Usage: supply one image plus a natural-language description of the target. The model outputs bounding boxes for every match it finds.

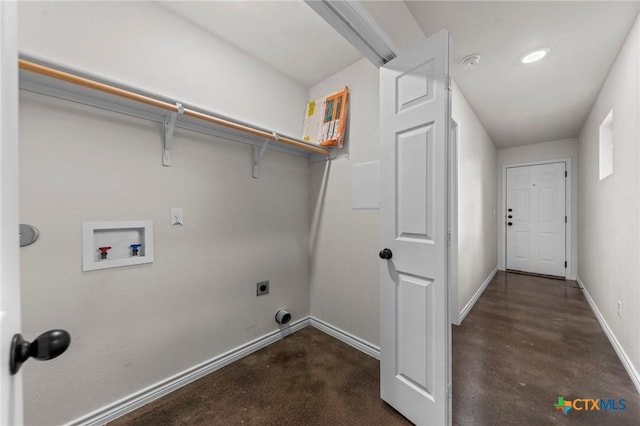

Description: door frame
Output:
[0,1,24,424]
[448,120,458,324]
[500,158,572,280]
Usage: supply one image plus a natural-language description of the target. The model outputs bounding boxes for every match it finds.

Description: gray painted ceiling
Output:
[406,1,640,147]
[162,1,639,148]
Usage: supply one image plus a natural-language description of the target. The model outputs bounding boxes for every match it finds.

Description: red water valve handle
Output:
[98,246,112,260]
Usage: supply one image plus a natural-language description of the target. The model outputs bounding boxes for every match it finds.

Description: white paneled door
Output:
[379,30,451,426]
[506,162,566,277]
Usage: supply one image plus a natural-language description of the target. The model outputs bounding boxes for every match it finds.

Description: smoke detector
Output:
[461,54,481,69]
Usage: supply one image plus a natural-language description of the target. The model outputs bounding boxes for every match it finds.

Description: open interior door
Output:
[0,2,24,424]
[379,29,451,425]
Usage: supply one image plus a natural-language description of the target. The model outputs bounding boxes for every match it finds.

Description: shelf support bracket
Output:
[252,132,275,178]
[162,103,184,166]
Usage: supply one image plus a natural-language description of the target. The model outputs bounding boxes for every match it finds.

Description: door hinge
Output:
[565,216,567,223]
[447,231,451,245]
[565,171,568,178]
[565,261,567,268]
[447,384,452,399]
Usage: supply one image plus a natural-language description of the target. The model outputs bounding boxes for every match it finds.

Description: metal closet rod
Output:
[18,59,330,156]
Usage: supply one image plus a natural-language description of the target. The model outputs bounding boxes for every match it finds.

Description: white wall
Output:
[18,1,307,135]
[577,15,640,386]
[18,2,310,425]
[452,81,498,321]
[497,138,579,278]
[309,58,381,346]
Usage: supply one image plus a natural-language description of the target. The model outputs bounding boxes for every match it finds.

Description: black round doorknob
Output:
[379,248,393,260]
[10,329,71,375]
[508,222,513,226]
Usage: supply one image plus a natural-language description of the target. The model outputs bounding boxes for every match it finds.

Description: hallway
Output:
[453,271,640,425]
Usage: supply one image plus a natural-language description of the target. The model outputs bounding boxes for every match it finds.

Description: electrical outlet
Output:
[256,280,269,296]
[617,301,622,318]
[170,208,184,226]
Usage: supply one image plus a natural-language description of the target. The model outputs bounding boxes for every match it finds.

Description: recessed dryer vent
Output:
[82,221,154,271]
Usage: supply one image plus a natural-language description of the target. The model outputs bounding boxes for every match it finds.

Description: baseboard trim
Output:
[458,266,498,325]
[309,316,380,360]
[578,276,640,394]
[66,317,310,426]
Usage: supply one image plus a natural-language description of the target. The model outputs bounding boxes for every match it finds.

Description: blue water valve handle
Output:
[130,244,142,256]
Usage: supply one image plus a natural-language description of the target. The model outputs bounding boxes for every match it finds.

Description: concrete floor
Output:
[453,271,639,425]
[109,326,410,426]
[111,271,639,425]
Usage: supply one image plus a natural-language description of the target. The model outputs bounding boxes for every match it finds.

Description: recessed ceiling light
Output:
[520,48,550,64]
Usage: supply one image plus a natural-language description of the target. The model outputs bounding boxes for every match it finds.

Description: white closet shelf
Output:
[18,56,332,170]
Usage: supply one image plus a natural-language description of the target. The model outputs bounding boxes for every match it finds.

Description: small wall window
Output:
[599,109,613,180]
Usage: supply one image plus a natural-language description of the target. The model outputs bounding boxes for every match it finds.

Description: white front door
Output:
[506,162,566,277]
[379,30,451,426]
[0,2,24,424]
